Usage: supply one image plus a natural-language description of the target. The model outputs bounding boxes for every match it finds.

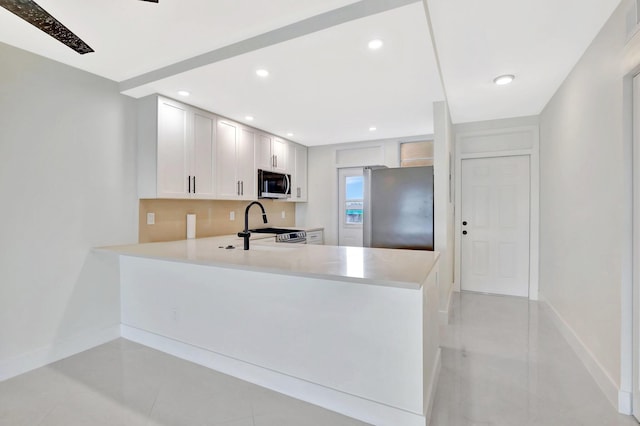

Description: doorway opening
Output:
[338,167,364,247]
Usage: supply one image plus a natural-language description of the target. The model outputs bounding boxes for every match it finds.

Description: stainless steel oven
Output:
[275,231,307,244]
[249,227,307,244]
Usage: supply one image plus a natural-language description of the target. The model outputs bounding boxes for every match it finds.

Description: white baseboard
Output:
[540,295,621,412]
[425,348,441,426]
[439,285,454,325]
[0,325,120,382]
[122,325,429,426]
[618,390,632,415]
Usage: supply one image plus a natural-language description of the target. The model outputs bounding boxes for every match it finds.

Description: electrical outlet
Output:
[281,210,286,219]
[146,212,155,225]
[230,211,235,221]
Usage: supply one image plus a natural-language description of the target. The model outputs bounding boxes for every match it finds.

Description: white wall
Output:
[0,42,138,379]
[297,138,405,245]
[433,102,455,318]
[539,0,637,406]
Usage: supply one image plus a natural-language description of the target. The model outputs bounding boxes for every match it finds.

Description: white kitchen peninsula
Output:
[103,236,440,426]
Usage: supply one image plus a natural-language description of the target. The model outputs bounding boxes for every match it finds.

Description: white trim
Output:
[630,71,640,419]
[460,149,533,159]
[540,294,621,411]
[620,390,633,415]
[529,126,541,301]
[121,325,430,426]
[0,325,120,382]
[454,124,540,300]
[424,348,442,426]
[439,285,453,325]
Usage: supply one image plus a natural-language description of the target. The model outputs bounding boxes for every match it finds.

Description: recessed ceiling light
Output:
[177,90,190,97]
[493,74,515,85]
[256,69,269,78]
[368,39,383,50]
[369,126,377,132]
[245,116,254,121]
[287,133,294,137]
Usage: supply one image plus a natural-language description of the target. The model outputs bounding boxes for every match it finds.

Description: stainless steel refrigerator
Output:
[363,166,434,250]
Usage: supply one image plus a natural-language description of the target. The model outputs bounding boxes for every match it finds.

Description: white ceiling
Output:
[425,0,622,124]
[0,0,623,146]
[122,2,443,146]
[0,0,361,81]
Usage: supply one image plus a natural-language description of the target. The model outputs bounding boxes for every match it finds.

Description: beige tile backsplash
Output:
[139,199,296,243]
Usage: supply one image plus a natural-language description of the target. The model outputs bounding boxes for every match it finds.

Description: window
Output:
[400,140,434,167]
[345,175,364,224]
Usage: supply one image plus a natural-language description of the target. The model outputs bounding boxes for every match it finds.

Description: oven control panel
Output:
[276,231,307,243]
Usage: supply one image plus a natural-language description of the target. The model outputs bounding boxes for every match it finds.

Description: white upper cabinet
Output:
[156,99,189,198]
[237,127,257,199]
[137,95,306,202]
[191,110,216,199]
[272,137,289,173]
[255,133,272,172]
[216,119,256,200]
[138,96,216,199]
[256,133,289,173]
[289,144,308,202]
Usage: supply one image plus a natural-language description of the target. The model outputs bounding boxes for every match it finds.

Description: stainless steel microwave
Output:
[258,169,291,199]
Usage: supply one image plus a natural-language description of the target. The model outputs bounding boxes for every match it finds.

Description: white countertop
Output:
[101,234,439,290]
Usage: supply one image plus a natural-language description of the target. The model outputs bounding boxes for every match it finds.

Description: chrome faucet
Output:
[237,201,268,250]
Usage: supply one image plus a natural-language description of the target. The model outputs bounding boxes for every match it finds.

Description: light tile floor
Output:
[431,292,639,426]
[1,292,638,426]
[0,339,367,426]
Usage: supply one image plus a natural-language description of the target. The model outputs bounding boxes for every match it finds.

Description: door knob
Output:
[462,221,468,226]
[462,230,468,235]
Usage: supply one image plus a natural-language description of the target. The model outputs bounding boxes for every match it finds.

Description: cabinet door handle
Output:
[297,187,301,198]
[188,175,191,193]
[241,181,244,195]
[275,155,278,168]
[237,181,240,196]
[193,176,196,194]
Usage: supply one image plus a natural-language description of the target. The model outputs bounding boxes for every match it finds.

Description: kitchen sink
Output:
[249,227,302,234]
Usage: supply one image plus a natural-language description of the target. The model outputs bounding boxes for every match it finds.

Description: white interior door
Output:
[338,168,364,247]
[460,156,530,297]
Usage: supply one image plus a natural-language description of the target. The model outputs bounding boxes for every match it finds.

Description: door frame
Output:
[337,167,365,247]
[630,72,640,418]
[454,125,540,300]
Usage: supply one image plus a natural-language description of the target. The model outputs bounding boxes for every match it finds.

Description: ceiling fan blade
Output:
[0,0,93,54]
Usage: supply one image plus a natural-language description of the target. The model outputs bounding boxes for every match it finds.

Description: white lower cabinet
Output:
[306,230,324,245]
[216,119,255,200]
